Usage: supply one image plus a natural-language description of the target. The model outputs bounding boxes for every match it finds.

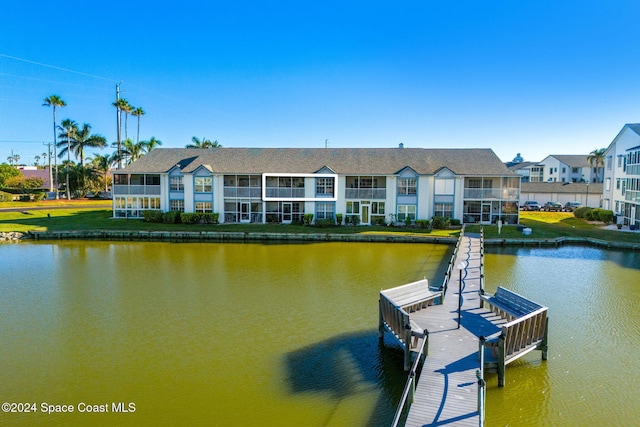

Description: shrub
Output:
[142,210,164,223]
[374,217,386,226]
[201,213,219,224]
[415,219,432,230]
[573,206,590,219]
[180,213,201,224]
[314,219,334,228]
[0,191,12,202]
[586,208,601,221]
[163,210,181,224]
[450,218,461,226]
[303,213,314,226]
[431,216,451,229]
[598,209,614,224]
[404,216,412,227]
[336,213,343,225]
[345,215,360,226]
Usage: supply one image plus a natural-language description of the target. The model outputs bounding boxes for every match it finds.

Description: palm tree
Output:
[34,155,41,166]
[71,123,107,166]
[57,119,78,200]
[43,95,66,195]
[121,138,147,164]
[112,98,129,169]
[186,136,221,148]
[121,99,133,141]
[131,107,145,144]
[587,148,606,183]
[142,136,162,153]
[89,153,114,192]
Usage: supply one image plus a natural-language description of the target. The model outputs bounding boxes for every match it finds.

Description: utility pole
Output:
[44,142,53,192]
[116,82,122,169]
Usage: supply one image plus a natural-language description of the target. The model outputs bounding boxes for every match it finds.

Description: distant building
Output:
[18,166,50,189]
[520,182,602,208]
[506,161,545,183]
[602,124,640,228]
[538,155,599,183]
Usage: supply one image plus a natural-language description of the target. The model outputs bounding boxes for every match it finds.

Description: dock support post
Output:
[409,372,416,404]
[497,333,506,387]
[378,298,385,340]
[404,323,412,371]
[541,317,549,360]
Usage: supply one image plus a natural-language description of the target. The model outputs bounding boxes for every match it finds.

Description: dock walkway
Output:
[404,233,500,427]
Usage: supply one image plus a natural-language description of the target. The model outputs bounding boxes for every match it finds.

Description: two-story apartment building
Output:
[112,147,521,225]
[539,155,599,183]
[602,124,640,228]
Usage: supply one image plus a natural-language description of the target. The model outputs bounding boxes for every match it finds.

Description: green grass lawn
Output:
[0,205,637,243]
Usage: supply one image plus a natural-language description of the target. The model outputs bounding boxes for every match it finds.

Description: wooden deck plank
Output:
[404,233,493,427]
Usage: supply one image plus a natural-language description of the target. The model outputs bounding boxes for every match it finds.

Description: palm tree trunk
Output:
[53,107,58,199]
[66,131,71,200]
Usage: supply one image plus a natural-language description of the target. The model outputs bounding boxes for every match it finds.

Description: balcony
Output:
[464,188,519,200]
[345,188,386,199]
[264,187,306,198]
[113,185,161,195]
[223,187,262,198]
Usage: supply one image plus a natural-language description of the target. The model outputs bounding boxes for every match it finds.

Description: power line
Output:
[0,53,116,83]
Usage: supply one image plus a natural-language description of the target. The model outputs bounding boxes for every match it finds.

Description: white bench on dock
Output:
[378,279,441,370]
[480,286,549,386]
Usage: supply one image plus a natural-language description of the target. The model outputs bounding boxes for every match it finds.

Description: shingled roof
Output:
[521,182,603,194]
[544,155,591,168]
[118,147,516,176]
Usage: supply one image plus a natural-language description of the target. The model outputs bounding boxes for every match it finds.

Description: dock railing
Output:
[439,225,466,301]
[390,329,429,427]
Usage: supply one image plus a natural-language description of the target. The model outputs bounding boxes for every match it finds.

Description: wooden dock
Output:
[402,232,492,427]
[380,229,548,427]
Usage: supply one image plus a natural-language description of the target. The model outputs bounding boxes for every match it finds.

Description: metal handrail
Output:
[390,329,429,427]
[440,225,465,300]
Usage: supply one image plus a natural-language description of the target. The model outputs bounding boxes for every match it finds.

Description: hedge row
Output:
[573,207,614,224]
[142,210,219,224]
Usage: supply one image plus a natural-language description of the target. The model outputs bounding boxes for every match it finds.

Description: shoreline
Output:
[21,230,640,250]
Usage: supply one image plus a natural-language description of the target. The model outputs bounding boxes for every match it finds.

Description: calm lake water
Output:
[0,241,638,426]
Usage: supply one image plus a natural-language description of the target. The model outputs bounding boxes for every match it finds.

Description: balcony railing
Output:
[264,187,306,198]
[464,188,519,200]
[113,185,161,195]
[345,188,386,199]
[223,187,262,198]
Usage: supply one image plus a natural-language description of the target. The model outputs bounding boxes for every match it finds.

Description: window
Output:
[195,202,212,213]
[145,175,160,185]
[572,167,579,173]
[617,179,621,190]
[397,205,416,221]
[605,178,611,191]
[398,178,416,195]
[346,201,359,214]
[316,177,334,195]
[316,203,334,220]
[170,200,184,212]
[435,178,454,194]
[195,177,212,192]
[434,203,453,218]
[170,176,184,191]
[114,174,128,185]
[371,201,385,215]
[606,156,612,170]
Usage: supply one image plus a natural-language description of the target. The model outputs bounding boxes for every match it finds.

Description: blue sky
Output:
[2,0,640,167]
